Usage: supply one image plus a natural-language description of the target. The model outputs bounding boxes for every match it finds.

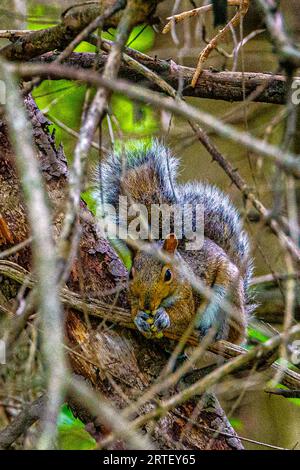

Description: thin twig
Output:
[0,395,45,450]
[0,58,67,450]
[1,260,300,392]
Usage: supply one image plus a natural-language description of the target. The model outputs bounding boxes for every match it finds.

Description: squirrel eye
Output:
[164,269,172,282]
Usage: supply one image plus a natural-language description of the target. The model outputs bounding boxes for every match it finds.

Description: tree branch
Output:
[35,50,289,105]
[1,260,300,392]
[0,0,162,61]
[9,61,300,185]
[0,395,44,450]
[0,59,67,450]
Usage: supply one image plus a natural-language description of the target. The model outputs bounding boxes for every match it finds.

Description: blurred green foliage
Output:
[229,417,244,432]
[57,404,96,450]
[29,3,158,161]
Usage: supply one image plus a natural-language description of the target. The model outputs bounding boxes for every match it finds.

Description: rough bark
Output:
[0,1,162,61]
[0,94,243,450]
[34,51,288,105]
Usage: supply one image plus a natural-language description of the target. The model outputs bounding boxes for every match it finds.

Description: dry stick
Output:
[0,1,163,61]
[138,324,300,419]
[100,323,300,447]
[163,0,250,87]
[121,330,216,421]
[265,389,300,399]
[0,395,45,450]
[68,375,154,450]
[57,1,136,284]
[273,86,299,386]
[23,0,127,94]
[1,260,300,391]
[0,30,30,39]
[0,376,153,450]
[255,0,300,68]
[162,0,243,33]
[10,63,300,182]
[0,237,32,259]
[0,59,67,450]
[188,121,300,262]
[251,271,300,286]
[45,112,108,154]
[173,409,289,451]
[30,47,291,105]
[190,0,249,86]
[259,2,300,386]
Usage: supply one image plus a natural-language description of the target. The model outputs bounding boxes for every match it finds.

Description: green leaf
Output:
[82,190,99,216]
[57,426,96,450]
[109,237,132,271]
[229,418,244,431]
[27,3,57,30]
[247,326,269,343]
[102,25,155,52]
[57,404,96,450]
[110,93,158,136]
[57,404,84,429]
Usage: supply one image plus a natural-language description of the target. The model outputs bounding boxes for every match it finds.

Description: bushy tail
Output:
[95,139,253,310]
[97,140,179,209]
[178,181,254,311]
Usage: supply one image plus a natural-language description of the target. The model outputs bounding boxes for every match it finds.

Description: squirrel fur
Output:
[97,140,254,344]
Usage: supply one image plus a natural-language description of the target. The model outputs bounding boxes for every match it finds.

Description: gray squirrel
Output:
[96,140,253,344]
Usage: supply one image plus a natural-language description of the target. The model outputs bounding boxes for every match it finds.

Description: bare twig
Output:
[9,62,300,183]
[1,260,300,392]
[0,58,67,450]
[0,237,32,259]
[0,395,45,450]
[162,0,243,34]
[56,1,137,284]
[35,48,291,105]
[266,389,300,399]
[255,0,300,68]
[68,376,154,450]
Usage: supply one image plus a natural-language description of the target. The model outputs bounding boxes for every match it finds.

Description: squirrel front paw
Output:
[196,310,227,341]
[134,308,170,339]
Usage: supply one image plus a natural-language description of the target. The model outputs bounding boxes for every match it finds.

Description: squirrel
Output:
[96,140,254,344]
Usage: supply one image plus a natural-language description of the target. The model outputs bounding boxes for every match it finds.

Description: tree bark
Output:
[0,1,163,61]
[34,51,288,105]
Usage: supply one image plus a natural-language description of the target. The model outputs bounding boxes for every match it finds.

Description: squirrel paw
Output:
[134,311,152,338]
[196,319,227,341]
[134,308,170,339]
[152,307,170,335]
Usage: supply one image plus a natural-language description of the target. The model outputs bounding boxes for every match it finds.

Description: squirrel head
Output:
[128,234,181,313]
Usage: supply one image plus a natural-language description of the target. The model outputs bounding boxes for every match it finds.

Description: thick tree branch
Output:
[9,62,300,184]
[1,260,300,392]
[0,0,162,61]
[0,59,67,450]
[35,50,290,105]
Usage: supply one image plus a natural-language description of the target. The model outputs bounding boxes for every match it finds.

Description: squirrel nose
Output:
[143,299,151,312]
[139,294,153,313]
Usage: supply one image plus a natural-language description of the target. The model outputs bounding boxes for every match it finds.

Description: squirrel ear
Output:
[163,233,178,254]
